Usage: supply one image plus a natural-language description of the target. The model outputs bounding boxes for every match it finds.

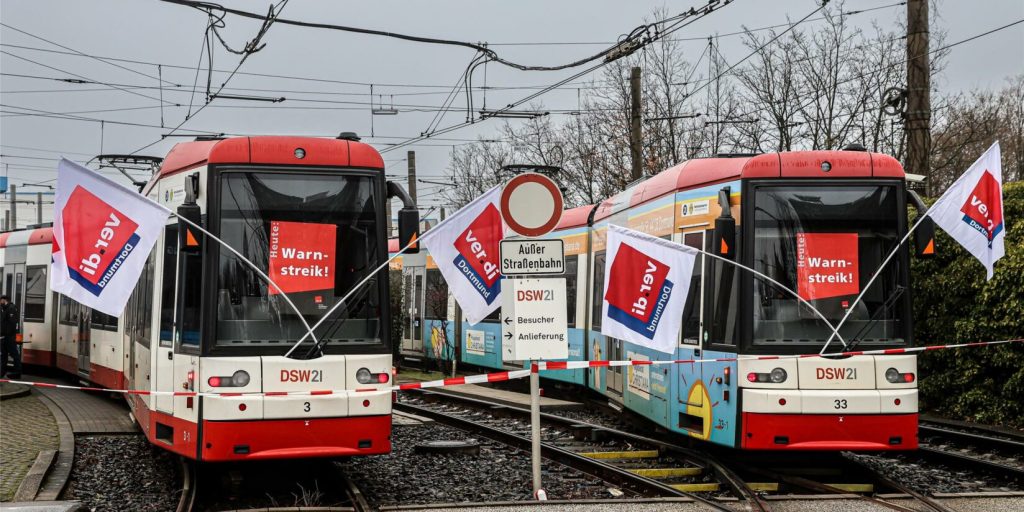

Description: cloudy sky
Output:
[1,0,1022,223]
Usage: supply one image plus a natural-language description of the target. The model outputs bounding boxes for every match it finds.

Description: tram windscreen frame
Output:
[748,182,909,349]
[213,170,385,350]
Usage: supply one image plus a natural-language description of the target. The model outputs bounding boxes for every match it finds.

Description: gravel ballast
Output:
[339,423,627,505]
[63,434,180,511]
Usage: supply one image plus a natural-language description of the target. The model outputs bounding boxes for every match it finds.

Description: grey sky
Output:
[1,0,1022,221]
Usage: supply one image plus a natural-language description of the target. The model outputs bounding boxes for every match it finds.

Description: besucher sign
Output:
[502,278,568,361]
[499,239,564,276]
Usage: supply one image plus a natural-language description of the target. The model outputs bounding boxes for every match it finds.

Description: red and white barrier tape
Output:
[1,339,1018,398]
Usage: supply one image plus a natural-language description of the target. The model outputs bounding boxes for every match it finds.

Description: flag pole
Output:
[170,212,319,348]
[283,206,439,358]
[819,209,933,355]
[612,225,846,349]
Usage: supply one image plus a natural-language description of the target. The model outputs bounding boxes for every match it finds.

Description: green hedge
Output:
[913,181,1024,428]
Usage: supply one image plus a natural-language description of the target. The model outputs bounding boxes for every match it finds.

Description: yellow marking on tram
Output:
[579,450,659,460]
[826,483,875,493]
[629,467,702,478]
[669,482,720,492]
[747,482,780,492]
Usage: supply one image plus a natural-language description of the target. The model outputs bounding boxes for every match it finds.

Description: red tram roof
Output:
[555,205,593,230]
[156,136,386,181]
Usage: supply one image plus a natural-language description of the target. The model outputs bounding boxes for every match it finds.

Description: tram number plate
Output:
[834,399,848,410]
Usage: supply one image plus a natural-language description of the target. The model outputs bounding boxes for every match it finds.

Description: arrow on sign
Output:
[504,317,512,325]
[504,332,513,340]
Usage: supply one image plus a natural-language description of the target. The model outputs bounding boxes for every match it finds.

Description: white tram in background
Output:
[1,135,420,461]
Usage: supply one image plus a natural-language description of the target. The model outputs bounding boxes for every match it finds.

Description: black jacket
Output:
[0,303,20,339]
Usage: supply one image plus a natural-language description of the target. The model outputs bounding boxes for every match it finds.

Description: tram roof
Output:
[0,227,53,248]
[155,136,386,182]
[592,150,904,222]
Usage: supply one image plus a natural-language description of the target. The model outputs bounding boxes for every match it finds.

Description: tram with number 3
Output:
[1,134,420,461]
[396,145,936,451]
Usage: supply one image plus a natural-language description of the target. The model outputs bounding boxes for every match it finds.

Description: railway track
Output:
[397,389,770,511]
[917,418,1024,481]
[176,457,197,512]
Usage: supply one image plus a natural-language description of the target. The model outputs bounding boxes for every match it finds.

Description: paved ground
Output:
[0,392,59,501]
[25,376,136,434]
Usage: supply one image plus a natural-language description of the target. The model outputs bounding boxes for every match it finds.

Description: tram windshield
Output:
[751,184,908,348]
[215,171,383,348]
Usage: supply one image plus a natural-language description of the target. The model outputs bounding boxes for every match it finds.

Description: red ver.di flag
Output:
[268,221,336,295]
[928,141,1006,280]
[421,186,504,325]
[601,225,697,354]
[796,233,859,300]
[51,159,170,316]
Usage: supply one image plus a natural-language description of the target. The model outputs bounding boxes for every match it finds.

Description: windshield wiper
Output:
[843,285,906,353]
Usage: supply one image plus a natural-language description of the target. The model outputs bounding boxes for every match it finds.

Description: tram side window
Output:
[680,233,704,345]
[705,233,740,345]
[178,248,202,347]
[91,309,118,331]
[127,252,156,347]
[535,255,578,326]
[424,269,448,321]
[159,225,178,345]
[59,294,78,326]
[591,251,606,330]
[24,265,47,323]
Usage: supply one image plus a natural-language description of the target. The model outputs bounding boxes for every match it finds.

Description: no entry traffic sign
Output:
[500,173,563,237]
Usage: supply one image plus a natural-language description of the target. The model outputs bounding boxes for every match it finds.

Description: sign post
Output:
[499,171,565,499]
[501,277,567,498]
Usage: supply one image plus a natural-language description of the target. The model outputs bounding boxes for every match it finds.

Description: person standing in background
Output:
[0,295,22,379]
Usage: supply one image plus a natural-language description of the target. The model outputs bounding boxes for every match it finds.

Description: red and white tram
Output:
[1,134,418,461]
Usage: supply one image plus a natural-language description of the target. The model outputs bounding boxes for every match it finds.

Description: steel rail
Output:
[393,400,735,512]
[402,389,770,512]
[176,457,197,512]
[917,446,1024,480]
[919,422,1024,455]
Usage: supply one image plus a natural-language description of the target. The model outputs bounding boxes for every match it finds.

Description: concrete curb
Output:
[0,382,31,400]
[31,389,75,501]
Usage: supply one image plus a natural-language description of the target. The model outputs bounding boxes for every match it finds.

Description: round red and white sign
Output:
[500,172,563,237]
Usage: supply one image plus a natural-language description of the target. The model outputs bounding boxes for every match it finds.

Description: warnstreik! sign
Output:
[268,220,337,295]
[796,232,859,301]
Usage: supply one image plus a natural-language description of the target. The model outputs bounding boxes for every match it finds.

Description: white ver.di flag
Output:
[928,141,1006,280]
[420,187,505,325]
[601,224,697,354]
[51,159,170,316]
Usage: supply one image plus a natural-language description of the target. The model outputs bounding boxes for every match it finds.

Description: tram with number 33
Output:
[396,145,936,451]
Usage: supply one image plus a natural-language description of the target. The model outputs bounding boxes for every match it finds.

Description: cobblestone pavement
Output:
[0,392,59,501]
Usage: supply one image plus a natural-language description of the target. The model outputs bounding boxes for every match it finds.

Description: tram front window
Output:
[750,184,908,348]
[216,172,383,349]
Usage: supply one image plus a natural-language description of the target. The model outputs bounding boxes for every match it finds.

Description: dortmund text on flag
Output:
[51,159,170,317]
[601,225,697,354]
[420,187,504,325]
[928,142,1006,280]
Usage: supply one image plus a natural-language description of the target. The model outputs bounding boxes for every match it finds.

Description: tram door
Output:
[77,308,91,376]
[399,263,426,355]
[676,230,707,412]
[607,338,624,395]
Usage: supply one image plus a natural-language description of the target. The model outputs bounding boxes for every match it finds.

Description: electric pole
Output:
[407,151,418,204]
[906,0,931,195]
[9,184,16,230]
[37,192,43,224]
[629,67,643,182]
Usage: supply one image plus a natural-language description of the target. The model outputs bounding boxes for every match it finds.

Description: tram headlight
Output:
[231,370,250,387]
[356,367,389,385]
[356,367,373,384]
[769,368,788,383]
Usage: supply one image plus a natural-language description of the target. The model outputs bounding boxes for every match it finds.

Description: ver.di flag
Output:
[51,159,171,316]
[601,224,697,354]
[928,141,1005,280]
[420,186,504,325]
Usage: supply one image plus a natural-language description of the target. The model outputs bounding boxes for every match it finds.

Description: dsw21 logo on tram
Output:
[64,186,142,296]
[605,243,674,340]
[453,204,502,305]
